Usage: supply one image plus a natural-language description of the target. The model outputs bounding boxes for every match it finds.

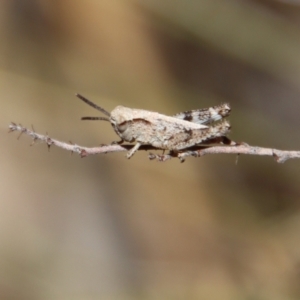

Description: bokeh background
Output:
[2,1,300,299]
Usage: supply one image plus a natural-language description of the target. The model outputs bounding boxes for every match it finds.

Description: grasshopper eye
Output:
[116,121,128,133]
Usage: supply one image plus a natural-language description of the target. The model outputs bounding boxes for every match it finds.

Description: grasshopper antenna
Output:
[76,93,110,121]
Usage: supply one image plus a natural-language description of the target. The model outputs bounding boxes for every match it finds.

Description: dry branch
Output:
[8,122,300,163]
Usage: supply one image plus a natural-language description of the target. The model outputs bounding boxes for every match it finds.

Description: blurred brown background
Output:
[2,0,300,299]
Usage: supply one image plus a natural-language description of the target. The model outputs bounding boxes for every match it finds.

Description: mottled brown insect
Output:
[77,94,232,159]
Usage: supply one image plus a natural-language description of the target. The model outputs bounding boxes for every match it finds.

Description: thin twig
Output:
[8,122,300,163]
[8,123,152,157]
